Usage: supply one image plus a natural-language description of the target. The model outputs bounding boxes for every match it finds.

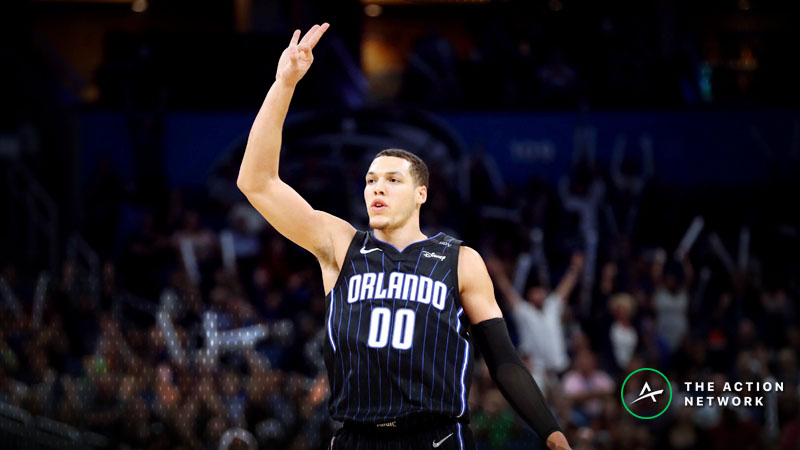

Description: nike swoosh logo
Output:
[360,247,382,254]
[432,433,453,448]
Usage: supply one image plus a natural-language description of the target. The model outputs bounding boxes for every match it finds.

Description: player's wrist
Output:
[275,76,298,90]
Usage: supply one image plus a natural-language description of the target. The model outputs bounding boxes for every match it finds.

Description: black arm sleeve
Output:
[471,317,561,442]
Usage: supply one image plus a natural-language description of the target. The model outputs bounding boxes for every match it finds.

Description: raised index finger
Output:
[289,29,301,47]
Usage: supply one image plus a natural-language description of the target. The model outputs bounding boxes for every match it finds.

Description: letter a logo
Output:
[631,381,664,404]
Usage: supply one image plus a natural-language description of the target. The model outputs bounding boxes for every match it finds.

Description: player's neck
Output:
[373,225,428,252]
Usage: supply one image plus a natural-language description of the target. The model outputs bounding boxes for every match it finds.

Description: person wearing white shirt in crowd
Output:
[652,249,694,354]
[608,292,638,371]
[488,252,584,384]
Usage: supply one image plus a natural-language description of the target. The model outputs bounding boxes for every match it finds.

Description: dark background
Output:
[1,0,799,449]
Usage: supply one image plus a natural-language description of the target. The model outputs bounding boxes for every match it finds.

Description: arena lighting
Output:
[131,0,147,13]
[365,4,383,17]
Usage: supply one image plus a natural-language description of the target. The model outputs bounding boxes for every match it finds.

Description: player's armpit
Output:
[240,178,355,262]
[458,246,503,324]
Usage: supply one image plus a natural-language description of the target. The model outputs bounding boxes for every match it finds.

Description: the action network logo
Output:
[622,368,783,419]
[621,368,673,419]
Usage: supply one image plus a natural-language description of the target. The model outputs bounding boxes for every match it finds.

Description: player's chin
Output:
[369,216,390,229]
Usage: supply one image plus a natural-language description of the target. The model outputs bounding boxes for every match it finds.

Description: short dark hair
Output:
[374,149,429,188]
[524,273,544,292]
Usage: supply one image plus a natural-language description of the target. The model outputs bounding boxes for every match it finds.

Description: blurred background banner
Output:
[79,110,794,189]
[1,0,799,449]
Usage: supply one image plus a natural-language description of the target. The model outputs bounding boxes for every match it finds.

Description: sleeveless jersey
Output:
[323,230,473,424]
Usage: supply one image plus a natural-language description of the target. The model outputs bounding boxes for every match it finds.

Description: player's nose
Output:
[373,179,386,195]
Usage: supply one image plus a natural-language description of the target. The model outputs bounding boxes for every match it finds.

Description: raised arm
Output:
[459,247,571,450]
[678,249,695,288]
[552,251,584,302]
[237,24,354,267]
[486,257,525,311]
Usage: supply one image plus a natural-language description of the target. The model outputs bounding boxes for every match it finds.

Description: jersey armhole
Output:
[449,237,466,326]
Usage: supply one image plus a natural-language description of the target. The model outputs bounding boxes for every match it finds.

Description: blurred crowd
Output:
[2,126,800,450]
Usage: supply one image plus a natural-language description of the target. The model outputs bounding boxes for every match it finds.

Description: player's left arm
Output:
[458,246,571,450]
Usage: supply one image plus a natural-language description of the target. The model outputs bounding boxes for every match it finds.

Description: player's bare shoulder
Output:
[457,245,486,289]
[457,245,503,323]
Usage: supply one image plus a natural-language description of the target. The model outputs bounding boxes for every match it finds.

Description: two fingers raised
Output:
[289,23,329,50]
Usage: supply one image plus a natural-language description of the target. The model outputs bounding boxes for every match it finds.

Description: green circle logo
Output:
[620,368,672,419]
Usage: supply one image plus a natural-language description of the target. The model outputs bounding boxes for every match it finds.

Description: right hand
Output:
[276,23,330,87]
[545,431,572,450]
[569,251,585,270]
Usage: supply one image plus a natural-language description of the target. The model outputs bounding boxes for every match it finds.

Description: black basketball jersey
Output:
[323,230,473,424]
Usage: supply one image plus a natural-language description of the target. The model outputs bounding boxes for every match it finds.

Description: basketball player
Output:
[237,23,571,450]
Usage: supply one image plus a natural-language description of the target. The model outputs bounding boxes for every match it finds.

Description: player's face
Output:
[364,156,426,230]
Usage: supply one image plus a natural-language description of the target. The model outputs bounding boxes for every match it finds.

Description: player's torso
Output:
[323,230,473,424]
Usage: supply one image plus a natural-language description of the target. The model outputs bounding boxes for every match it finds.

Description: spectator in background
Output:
[607,293,638,374]
[608,133,654,238]
[775,348,799,388]
[218,427,258,450]
[221,204,264,271]
[652,250,693,354]
[220,369,247,428]
[562,349,615,426]
[761,287,797,348]
[559,143,605,316]
[590,261,618,324]
[704,291,737,372]
[487,252,584,380]
[172,209,218,288]
[665,407,710,450]
[173,210,217,262]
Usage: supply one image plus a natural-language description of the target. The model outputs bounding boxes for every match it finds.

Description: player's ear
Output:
[416,185,427,205]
